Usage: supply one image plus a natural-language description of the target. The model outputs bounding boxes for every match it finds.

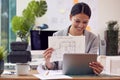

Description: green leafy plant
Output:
[105,20,119,55]
[11,0,47,42]
[107,20,119,31]
[0,46,7,75]
[0,46,7,60]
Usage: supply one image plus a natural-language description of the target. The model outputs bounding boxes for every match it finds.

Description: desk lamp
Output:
[7,41,31,75]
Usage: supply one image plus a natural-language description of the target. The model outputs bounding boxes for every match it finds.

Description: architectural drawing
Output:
[48,36,85,62]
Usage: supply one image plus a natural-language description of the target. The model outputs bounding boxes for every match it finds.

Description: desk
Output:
[0,70,39,80]
[1,70,120,80]
[72,75,120,80]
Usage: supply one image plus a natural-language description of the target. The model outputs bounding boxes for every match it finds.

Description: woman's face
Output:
[70,13,89,33]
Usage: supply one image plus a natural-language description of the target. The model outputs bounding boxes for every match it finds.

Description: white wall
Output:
[17,0,120,39]
[97,0,120,39]
[17,0,73,30]
[16,0,31,16]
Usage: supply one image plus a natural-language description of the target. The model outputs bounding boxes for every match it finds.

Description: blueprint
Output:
[48,36,85,62]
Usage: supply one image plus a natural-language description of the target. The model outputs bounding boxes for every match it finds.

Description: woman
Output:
[42,2,103,75]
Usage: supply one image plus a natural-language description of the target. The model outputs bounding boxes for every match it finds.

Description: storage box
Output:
[105,56,120,75]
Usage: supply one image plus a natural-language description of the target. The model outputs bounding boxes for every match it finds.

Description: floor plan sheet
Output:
[48,36,85,62]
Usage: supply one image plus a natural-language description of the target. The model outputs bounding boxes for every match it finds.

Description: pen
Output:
[45,71,49,75]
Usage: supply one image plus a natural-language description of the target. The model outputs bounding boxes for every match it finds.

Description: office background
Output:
[17,0,120,40]
[0,0,120,51]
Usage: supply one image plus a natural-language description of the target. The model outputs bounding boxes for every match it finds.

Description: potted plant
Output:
[105,20,119,56]
[0,46,7,75]
[11,0,47,42]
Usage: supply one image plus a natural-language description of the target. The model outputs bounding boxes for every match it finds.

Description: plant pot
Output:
[7,51,31,63]
[0,60,4,76]
[10,41,28,51]
[104,30,119,56]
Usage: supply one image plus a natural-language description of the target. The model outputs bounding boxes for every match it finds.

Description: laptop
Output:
[63,53,97,75]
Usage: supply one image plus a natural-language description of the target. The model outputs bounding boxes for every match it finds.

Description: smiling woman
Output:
[40,2,103,75]
[70,13,89,36]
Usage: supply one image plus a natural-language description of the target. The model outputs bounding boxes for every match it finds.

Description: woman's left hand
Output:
[89,62,103,75]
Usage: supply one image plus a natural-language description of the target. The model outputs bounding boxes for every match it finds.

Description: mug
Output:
[16,63,30,76]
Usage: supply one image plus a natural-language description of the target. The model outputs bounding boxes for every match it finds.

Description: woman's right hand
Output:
[43,48,54,69]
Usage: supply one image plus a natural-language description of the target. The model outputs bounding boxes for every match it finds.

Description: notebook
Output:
[63,53,97,75]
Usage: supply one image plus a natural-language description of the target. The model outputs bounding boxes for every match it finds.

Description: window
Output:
[0,0,16,52]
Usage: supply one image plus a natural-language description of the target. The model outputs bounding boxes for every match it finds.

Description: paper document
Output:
[34,72,72,79]
[48,36,85,61]
[34,65,72,79]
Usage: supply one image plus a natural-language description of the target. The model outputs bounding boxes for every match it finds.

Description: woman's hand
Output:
[89,62,103,75]
[43,48,54,69]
